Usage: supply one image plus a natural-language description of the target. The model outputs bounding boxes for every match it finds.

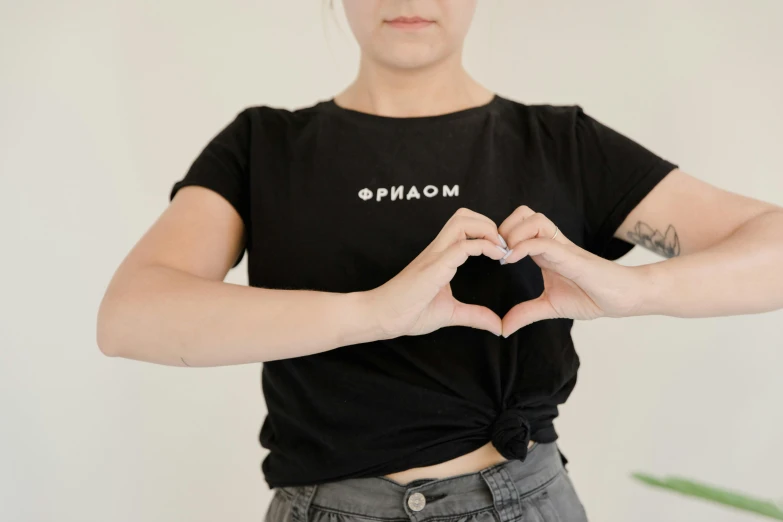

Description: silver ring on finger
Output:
[551,226,559,240]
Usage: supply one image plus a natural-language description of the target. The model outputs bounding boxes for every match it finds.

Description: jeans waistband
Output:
[281,441,566,522]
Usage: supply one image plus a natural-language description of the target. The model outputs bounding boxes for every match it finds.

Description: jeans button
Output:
[407,491,426,512]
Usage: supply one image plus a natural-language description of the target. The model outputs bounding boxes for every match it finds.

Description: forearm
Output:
[97,264,385,367]
[637,210,783,317]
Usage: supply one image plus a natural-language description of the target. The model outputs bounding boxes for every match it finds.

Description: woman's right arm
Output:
[96,183,508,367]
[96,185,384,367]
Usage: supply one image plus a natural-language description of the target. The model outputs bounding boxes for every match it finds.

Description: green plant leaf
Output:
[632,473,783,520]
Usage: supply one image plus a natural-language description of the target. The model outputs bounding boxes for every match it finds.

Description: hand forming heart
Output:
[365,206,647,340]
[495,205,644,337]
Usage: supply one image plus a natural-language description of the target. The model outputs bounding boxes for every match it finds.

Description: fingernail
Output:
[497,233,508,249]
[496,244,509,255]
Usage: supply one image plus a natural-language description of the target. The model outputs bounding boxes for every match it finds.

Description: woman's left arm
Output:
[498,168,783,335]
[617,168,783,317]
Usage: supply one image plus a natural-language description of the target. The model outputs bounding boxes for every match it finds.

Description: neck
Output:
[335,51,494,118]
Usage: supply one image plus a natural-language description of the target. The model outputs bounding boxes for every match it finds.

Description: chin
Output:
[373,44,450,70]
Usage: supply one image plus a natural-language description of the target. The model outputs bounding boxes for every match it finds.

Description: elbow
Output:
[96,297,123,358]
[96,328,118,358]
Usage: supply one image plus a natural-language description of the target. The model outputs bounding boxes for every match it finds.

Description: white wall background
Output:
[2,1,782,521]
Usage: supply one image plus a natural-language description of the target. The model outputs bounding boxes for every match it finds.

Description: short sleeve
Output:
[169,109,251,268]
[574,106,678,260]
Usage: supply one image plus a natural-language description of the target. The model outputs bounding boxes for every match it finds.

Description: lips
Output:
[384,16,434,30]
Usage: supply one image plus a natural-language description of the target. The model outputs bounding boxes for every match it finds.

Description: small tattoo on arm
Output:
[180,357,191,367]
[627,221,681,257]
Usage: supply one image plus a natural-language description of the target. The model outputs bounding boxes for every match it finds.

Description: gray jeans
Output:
[264,442,588,522]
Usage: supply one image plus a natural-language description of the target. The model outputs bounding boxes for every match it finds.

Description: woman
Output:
[96,1,783,521]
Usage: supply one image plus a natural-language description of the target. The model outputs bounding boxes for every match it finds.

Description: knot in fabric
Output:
[491,405,532,461]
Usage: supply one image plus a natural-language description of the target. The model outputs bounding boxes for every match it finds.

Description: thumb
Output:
[501,294,557,337]
[449,299,503,336]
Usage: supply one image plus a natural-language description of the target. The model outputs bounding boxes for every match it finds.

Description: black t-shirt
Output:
[169,95,677,489]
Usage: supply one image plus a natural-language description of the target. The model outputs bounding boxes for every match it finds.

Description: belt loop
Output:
[290,485,318,522]
[480,463,523,522]
[557,445,569,471]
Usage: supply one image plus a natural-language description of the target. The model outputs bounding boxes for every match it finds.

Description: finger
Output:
[497,205,536,237]
[505,212,570,248]
[427,238,509,287]
[440,238,509,269]
[501,295,557,337]
[431,216,505,253]
[502,238,586,281]
[449,299,503,336]
[450,207,499,227]
[437,215,502,249]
